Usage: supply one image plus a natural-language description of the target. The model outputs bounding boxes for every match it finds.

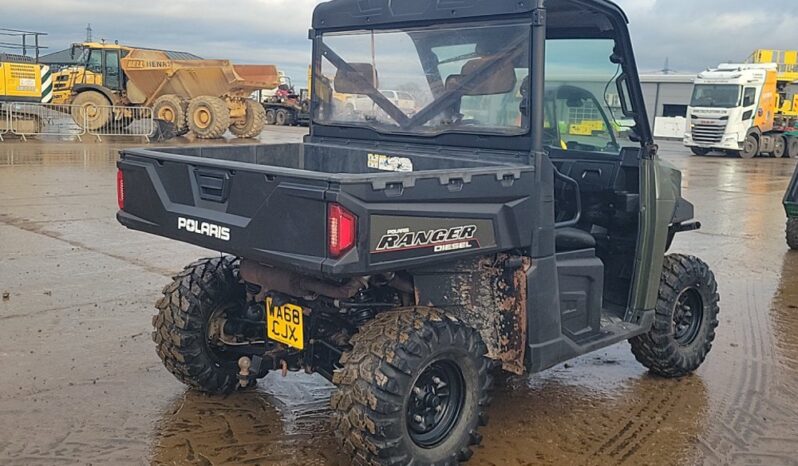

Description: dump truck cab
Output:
[119,1,720,464]
[52,42,131,105]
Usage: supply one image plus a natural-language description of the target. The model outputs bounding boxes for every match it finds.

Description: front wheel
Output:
[331,308,492,466]
[739,134,759,159]
[630,254,720,378]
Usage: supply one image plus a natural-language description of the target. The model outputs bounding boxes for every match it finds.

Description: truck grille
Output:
[692,124,726,144]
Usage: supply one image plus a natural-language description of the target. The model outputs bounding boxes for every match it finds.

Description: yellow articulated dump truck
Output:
[53,42,280,138]
[0,53,53,135]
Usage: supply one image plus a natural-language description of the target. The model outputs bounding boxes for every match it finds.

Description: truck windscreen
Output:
[690,84,741,108]
[313,21,531,136]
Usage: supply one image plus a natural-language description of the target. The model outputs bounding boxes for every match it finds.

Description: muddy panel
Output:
[412,254,529,374]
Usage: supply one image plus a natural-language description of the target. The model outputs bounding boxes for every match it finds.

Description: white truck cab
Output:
[684,63,791,158]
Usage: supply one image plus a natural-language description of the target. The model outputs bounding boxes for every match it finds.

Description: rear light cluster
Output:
[116,169,125,210]
[328,203,357,258]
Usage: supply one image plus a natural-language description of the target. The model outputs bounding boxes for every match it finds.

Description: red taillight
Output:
[328,203,357,258]
[117,169,125,210]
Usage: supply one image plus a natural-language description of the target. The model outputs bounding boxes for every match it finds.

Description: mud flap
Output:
[413,254,531,374]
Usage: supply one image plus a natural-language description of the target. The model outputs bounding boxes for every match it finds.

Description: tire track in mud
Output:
[696,279,798,466]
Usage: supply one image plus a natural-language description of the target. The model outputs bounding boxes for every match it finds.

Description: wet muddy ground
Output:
[1,129,798,465]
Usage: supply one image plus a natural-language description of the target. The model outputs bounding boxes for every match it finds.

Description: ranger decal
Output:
[375,225,478,253]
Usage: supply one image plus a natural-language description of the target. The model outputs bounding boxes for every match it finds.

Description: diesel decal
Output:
[375,225,478,253]
[177,217,230,241]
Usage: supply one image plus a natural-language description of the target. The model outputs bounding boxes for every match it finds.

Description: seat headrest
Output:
[444,57,517,96]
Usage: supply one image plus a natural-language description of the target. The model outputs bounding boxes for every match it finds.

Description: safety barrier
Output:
[1,102,154,142]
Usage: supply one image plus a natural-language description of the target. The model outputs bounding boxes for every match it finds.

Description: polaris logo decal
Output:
[177,217,230,241]
[374,225,478,253]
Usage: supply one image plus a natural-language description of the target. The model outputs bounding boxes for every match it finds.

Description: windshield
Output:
[313,21,531,136]
[690,84,741,108]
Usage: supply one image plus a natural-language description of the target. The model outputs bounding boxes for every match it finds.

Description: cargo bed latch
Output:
[194,168,231,203]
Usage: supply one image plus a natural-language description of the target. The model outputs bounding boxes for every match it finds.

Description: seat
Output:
[555,227,596,252]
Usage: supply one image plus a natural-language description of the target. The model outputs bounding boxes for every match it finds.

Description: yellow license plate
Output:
[266,297,304,350]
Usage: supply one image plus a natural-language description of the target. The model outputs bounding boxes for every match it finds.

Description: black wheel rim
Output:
[406,359,465,448]
[673,287,704,345]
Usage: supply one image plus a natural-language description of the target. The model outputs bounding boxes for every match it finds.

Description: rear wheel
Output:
[264,108,276,125]
[187,96,230,139]
[152,256,247,394]
[331,308,491,466]
[630,254,720,378]
[786,137,798,158]
[153,94,188,135]
[788,218,798,250]
[275,108,291,126]
[773,135,787,158]
[739,134,759,159]
[71,90,111,130]
[690,147,711,156]
[229,99,266,138]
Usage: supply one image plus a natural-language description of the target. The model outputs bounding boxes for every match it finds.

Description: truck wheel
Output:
[264,109,276,125]
[786,137,798,158]
[739,134,759,159]
[690,147,710,156]
[71,90,111,131]
[630,254,720,378]
[275,108,290,126]
[773,135,787,158]
[788,218,798,250]
[152,256,247,394]
[229,99,266,138]
[188,96,230,139]
[331,308,491,466]
[153,95,188,135]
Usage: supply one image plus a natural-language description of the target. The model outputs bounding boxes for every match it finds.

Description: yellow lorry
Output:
[53,42,280,138]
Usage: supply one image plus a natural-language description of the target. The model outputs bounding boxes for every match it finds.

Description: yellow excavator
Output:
[53,42,280,138]
[0,53,52,135]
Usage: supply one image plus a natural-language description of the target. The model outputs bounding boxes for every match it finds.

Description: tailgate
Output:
[117,150,329,272]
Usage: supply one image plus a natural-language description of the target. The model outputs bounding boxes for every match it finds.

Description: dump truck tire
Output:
[153,95,188,135]
[787,218,798,250]
[188,96,230,139]
[229,99,266,138]
[152,256,246,394]
[630,254,720,378]
[71,90,111,131]
[265,108,276,125]
[331,307,492,466]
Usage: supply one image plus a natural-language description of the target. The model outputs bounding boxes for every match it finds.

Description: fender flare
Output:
[71,84,118,106]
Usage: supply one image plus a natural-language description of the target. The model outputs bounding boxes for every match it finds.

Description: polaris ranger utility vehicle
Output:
[117,0,720,463]
[785,155,798,249]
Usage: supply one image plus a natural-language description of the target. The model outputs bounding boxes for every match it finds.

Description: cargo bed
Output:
[117,142,539,276]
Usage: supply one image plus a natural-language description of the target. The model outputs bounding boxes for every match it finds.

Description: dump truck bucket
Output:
[121,49,279,105]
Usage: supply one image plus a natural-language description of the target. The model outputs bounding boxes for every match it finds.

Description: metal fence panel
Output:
[85,105,154,142]
[1,102,154,141]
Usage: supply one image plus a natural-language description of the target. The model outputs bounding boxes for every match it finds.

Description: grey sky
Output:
[4,0,796,84]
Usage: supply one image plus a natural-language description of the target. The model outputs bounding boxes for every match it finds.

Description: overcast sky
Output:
[4,0,797,85]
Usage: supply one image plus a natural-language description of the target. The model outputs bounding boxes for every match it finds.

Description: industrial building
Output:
[640,74,695,138]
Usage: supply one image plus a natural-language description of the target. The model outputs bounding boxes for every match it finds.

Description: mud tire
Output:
[229,99,266,138]
[153,94,188,135]
[152,256,245,394]
[787,218,798,250]
[690,147,710,156]
[331,307,492,466]
[71,90,111,130]
[630,254,720,378]
[187,96,230,139]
